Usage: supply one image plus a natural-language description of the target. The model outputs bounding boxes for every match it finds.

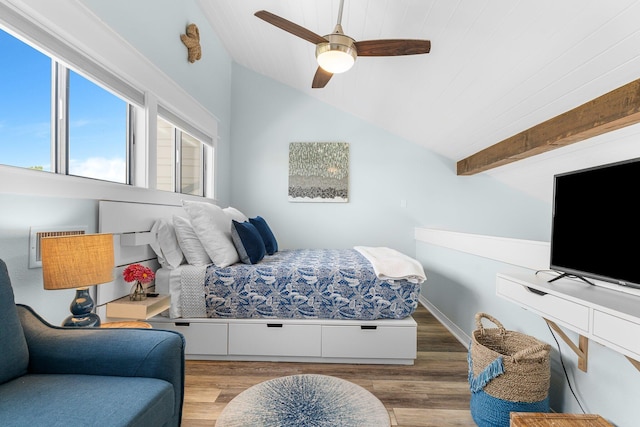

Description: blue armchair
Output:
[0,259,185,427]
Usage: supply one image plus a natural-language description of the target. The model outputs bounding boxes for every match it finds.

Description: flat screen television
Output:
[549,157,640,289]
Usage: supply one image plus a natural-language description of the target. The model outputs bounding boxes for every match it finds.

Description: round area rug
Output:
[216,374,390,427]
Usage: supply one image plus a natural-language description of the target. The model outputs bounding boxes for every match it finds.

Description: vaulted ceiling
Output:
[197,0,640,201]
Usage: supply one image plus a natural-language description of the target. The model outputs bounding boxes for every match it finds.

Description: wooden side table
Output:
[101,321,152,329]
[510,412,613,426]
[105,294,170,320]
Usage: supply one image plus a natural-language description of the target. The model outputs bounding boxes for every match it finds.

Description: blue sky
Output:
[1,28,126,182]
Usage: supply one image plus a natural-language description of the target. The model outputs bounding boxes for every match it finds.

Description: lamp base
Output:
[63,288,101,327]
[62,313,101,327]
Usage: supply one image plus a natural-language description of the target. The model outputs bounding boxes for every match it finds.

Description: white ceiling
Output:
[197,0,640,202]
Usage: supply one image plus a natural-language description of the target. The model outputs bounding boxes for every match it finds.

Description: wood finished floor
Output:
[182,305,475,426]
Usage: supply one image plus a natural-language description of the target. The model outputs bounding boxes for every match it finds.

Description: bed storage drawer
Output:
[228,323,322,357]
[322,324,417,359]
[148,320,228,356]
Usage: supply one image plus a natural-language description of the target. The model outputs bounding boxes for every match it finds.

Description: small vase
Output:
[129,281,147,301]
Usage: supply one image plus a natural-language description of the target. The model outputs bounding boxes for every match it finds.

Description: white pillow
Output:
[173,216,212,266]
[182,200,239,267]
[150,218,184,269]
[223,206,249,223]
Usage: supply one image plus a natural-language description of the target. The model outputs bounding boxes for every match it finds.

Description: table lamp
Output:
[41,233,114,327]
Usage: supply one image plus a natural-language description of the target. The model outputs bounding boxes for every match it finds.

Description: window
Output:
[1,20,215,198]
[0,28,131,183]
[156,117,175,192]
[156,116,208,197]
[180,132,203,196]
[0,30,51,171]
[68,70,128,183]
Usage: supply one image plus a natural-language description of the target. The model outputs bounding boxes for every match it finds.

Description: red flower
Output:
[122,264,155,284]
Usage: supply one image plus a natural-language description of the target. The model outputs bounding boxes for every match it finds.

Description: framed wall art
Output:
[288,142,349,202]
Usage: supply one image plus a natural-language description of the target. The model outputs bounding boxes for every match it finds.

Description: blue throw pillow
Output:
[231,220,266,264]
[249,216,278,255]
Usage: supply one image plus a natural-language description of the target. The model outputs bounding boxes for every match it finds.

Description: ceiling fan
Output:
[254,0,431,88]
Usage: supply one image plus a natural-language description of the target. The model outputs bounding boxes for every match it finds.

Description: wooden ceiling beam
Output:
[456,78,640,175]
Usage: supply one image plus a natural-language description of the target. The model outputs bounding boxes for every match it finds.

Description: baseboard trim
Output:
[419,295,470,349]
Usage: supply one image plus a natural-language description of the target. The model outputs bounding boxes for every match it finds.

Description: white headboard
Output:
[97,200,185,307]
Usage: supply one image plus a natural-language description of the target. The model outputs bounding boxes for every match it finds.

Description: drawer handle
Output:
[361,325,377,330]
[174,322,190,327]
[267,323,283,328]
[526,287,548,296]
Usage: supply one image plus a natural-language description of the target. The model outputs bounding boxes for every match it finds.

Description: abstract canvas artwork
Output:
[288,142,349,202]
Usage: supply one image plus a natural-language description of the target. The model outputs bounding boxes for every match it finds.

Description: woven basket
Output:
[468,312,551,427]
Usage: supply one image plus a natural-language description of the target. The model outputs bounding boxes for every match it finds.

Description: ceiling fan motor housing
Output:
[316,33,357,73]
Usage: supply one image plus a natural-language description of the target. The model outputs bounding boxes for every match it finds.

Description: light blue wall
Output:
[228,64,550,255]
[80,0,233,205]
[417,242,640,427]
[0,194,98,324]
[0,0,234,324]
[228,63,639,426]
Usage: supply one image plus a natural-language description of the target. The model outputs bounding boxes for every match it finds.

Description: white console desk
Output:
[497,272,640,372]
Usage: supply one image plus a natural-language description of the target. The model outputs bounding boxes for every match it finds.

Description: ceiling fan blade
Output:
[255,10,328,45]
[355,39,431,56]
[312,67,333,88]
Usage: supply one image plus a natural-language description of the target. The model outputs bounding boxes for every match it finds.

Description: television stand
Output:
[497,271,640,373]
[548,272,594,286]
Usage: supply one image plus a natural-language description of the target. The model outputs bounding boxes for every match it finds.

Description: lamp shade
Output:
[41,233,114,290]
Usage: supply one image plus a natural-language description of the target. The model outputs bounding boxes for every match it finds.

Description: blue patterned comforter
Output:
[202,248,420,320]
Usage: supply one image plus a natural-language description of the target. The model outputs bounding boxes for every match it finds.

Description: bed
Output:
[160,247,421,321]
[98,200,425,365]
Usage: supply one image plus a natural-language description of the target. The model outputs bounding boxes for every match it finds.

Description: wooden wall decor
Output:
[181,23,202,63]
[457,77,640,175]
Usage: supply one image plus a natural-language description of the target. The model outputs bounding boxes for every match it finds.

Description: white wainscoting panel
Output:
[414,227,550,271]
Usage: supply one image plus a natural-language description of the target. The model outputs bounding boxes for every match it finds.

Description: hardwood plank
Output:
[182,305,475,426]
[183,386,220,403]
[457,78,640,175]
[394,408,475,426]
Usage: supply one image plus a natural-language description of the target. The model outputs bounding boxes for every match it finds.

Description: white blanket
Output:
[155,265,207,319]
[354,246,427,284]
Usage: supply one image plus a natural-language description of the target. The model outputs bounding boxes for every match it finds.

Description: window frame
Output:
[0,2,218,203]
[157,115,210,198]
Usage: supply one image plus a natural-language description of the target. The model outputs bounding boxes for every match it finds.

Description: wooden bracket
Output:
[626,356,640,372]
[545,319,589,372]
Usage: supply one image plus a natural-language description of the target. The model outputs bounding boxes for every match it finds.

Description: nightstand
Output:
[106,294,170,320]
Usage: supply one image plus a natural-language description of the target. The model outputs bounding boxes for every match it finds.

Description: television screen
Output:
[550,157,640,288]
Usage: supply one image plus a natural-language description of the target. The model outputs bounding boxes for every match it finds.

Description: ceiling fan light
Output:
[316,41,356,74]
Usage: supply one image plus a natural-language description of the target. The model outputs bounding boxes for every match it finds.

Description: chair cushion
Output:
[0,374,175,427]
[0,259,28,385]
